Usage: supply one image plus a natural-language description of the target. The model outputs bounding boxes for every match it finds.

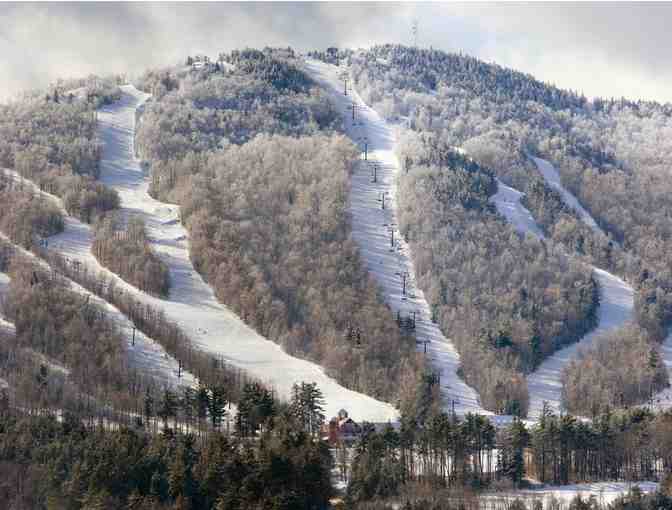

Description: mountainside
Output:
[2,42,672,509]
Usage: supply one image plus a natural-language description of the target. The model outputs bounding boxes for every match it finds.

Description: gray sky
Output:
[1,2,670,102]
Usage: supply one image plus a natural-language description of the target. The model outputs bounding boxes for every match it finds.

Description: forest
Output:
[0,80,120,223]
[0,380,333,510]
[134,48,428,410]
[0,173,64,250]
[346,405,672,508]
[395,134,597,416]
[349,44,672,411]
[92,213,170,297]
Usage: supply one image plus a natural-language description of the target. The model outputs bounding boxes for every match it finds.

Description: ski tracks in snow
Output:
[40,85,397,422]
[306,59,494,418]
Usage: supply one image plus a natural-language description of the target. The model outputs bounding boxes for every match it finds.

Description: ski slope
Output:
[0,225,194,389]
[36,85,397,422]
[490,179,546,239]
[306,59,492,417]
[527,267,634,418]
[0,271,14,334]
[306,60,636,420]
[525,158,635,418]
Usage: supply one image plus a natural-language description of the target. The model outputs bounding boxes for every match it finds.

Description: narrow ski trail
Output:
[306,59,494,418]
[525,157,634,419]
[42,85,397,422]
[489,166,632,419]
[0,271,14,335]
[0,225,195,388]
[490,179,546,239]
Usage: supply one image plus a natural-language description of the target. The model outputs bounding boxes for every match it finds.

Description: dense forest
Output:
[134,48,428,410]
[0,77,121,223]
[350,45,672,411]
[0,381,333,510]
[0,173,64,249]
[347,405,672,507]
[395,131,597,416]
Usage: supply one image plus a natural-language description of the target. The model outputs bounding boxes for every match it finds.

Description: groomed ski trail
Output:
[490,179,546,239]
[525,157,634,419]
[0,225,195,389]
[486,163,634,419]
[43,85,397,422]
[305,59,493,418]
[532,156,672,413]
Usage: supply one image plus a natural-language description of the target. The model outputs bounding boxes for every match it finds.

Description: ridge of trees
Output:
[92,213,170,297]
[0,174,64,249]
[396,134,598,416]
[0,83,120,223]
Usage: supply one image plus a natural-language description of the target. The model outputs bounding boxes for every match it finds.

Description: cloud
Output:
[0,2,670,102]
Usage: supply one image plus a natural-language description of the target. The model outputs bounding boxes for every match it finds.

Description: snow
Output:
[527,267,634,419]
[24,85,397,423]
[0,271,14,334]
[490,179,546,239]
[0,226,195,389]
[491,481,658,506]
[305,59,497,419]
[306,61,637,422]
[525,158,635,419]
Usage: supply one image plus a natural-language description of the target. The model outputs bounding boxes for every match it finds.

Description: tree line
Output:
[346,405,672,507]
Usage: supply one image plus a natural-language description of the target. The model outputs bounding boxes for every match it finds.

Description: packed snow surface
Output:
[490,179,546,239]
[0,224,194,389]
[524,158,635,419]
[527,268,634,418]
[0,271,14,334]
[38,85,397,422]
[306,59,495,418]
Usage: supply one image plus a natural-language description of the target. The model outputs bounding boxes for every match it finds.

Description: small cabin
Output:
[321,409,362,445]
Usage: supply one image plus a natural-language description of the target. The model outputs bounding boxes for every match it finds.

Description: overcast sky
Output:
[1,2,670,102]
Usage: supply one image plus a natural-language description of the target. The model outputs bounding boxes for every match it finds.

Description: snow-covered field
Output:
[306,59,494,418]
[489,481,658,507]
[30,85,397,422]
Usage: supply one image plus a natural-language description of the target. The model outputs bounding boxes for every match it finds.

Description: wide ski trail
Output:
[47,85,397,422]
[306,59,492,417]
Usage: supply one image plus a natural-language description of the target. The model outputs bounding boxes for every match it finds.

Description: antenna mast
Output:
[411,18,419,47]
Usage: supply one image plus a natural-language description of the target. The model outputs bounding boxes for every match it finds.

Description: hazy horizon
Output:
[1,2,671,103]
